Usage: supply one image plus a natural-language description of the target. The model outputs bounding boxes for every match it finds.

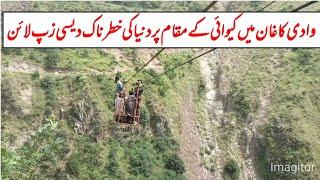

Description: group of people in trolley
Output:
[114,76,143,125]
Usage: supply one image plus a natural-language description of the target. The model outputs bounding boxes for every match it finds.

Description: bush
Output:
[129,149,153,177]
[154,136,178,154]
[41,75,55,90]
[115,71,122,80]
[128,140,156,177]
[1,78,22,116]
[74,75,88,88]
[106,143,122,177]
[13,48,23,56]
[160,170,185,180]
[80,49,89,57]
[41,75,56,107]
[140,105,150,128]
[155,76,172,97]
[32,71,40,79]
[2,117,68,179]
[224,159,240,180]
[45,50,60,70]
[296,49,312,65]
[165,154,185,174]
[146,68,157,77]
[66,156,80,176]
[2,48,12,55]
[97,49,108,56]
[198,78,206,94]
[29,51,39,61]
[228,84,251,121]
[2,48,23,56]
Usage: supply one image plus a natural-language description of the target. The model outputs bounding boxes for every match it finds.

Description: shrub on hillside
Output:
[13,48,23,56]
[2,48,23,56]
[258,121,312,179]
[128,140,156,177]
[165,154,185,174]
[32,71,40,79]
[41,75,55,90]
[2,117,68,179]
[74,75,88,89]
[80,49,89,57]
[66,156,80,176]
[106,142,122,178]
[29,51,39,61]
[224,159,240,180]
[1,78,22,116]
[153,136,178,154]
[228,84,251,121]
[140,105,150,128]
[45,50,60,70]
[41,75,57,107]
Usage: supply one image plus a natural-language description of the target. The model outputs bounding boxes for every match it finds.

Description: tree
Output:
[128,140,156,177]
[224,159,240,180]
[106,144,122,178]
[66,156,80,176]
[165,154,185,174]
[140,105,150,128]
[45,50,60,70]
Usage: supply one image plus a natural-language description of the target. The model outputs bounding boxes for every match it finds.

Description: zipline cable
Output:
[157,48,216,77]
[259,1,275,12]
[144,1,279,83]
[291,1,317,12]
[123,1,218,84]
[124,48,164,84]
[233,1,318,95]
[148,1,317,80]
[126,1,317,85]
[203,1,218,12]
[241,1,318,78]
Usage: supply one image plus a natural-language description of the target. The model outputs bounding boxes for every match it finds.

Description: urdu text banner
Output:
[3,12,319,47]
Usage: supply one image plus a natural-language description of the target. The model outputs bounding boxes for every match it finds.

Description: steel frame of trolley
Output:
[116,86,142,127]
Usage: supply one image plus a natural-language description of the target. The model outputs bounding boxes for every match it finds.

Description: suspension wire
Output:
[243,1,318,72]
[203,1,218,12]
[235,1,318,93]
[291,1,317,12]
[123,1,218,84]
[144,1,279,84]
[132,48,207,87]
[259,1,275,11]
[157,48,216,77]
[141,48,216,91]
[126,1,317,86]
[151,1,317,78]
[124,48,164,84]
[144,1,318,92]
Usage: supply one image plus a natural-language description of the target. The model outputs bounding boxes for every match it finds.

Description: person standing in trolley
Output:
[114,92,125,122]
[114,74,125,122]
[115,76,124,94]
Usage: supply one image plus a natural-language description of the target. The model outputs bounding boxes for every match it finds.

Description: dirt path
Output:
[199,51,225,179]
[179,84,213,180]
[1,61,127,77]
[199,49,259,180]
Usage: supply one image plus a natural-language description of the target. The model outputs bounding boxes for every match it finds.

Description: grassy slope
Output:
[216,48,319,179]
[1,49,204,179]
[217,2,320,179]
